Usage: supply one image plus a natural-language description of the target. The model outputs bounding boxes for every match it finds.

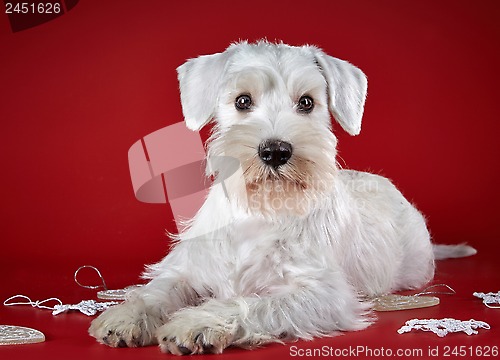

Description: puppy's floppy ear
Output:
[177,51,231,131]
[312,49,367,136]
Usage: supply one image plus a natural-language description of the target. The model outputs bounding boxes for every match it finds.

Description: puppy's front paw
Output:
[89,301,161,348]
[156,308,238,355]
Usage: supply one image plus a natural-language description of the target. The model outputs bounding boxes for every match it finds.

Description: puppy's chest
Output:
[227,221,286,269]
[219,219,308,296]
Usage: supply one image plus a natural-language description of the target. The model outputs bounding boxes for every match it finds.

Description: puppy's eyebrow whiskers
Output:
[336,154,347,169]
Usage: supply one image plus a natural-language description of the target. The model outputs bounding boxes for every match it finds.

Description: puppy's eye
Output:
[235,94,252,111]
[297,96,314,113]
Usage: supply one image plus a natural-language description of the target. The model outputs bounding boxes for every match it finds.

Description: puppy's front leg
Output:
[89,277,199,348]
[157,272,370,355]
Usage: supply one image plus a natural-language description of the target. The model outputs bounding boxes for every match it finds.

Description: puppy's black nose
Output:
[258,140,293,168]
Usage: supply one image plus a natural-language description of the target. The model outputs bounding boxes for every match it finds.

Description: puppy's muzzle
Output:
[258,140,293,168]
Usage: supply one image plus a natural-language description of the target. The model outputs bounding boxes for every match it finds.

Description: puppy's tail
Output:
[433,244,477,260]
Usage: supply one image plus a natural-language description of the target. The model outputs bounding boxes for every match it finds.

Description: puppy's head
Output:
[177,41,367,216]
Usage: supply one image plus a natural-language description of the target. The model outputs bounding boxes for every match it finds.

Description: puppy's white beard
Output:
[208,125,338,217]
[243,157,337,217]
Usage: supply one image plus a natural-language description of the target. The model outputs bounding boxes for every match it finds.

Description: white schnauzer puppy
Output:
[89,41,475,355]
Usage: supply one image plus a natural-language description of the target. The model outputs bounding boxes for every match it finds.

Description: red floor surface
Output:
[1,247,499,360]
[1,1,499,359]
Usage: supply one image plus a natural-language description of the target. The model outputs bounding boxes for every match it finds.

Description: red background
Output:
[1,1,499,359]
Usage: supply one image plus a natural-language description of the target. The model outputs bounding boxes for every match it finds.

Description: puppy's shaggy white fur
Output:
[89,41,475,355]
